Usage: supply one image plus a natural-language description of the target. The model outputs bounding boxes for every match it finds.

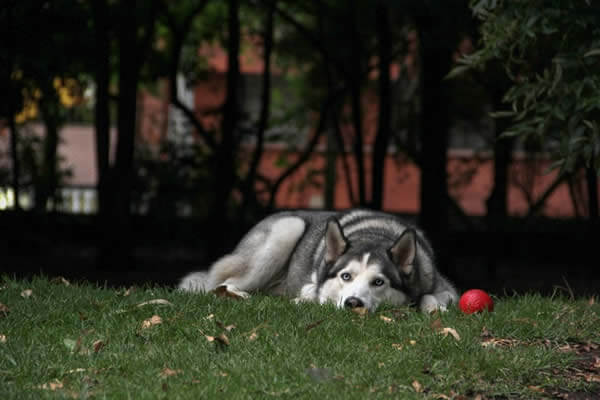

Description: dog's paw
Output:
[213,285,250,299]
[419,295,447,313]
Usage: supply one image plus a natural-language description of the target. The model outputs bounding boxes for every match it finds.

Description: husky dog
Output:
[179,209,458,313]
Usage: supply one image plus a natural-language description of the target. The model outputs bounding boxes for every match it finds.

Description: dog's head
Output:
[317,218,418,312]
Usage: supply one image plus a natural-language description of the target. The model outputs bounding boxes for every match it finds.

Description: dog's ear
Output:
[388,229,416,275]
[324,218,348,264]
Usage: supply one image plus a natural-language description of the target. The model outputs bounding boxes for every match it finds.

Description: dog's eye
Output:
[372,278,385,287]
[340,272,352,281]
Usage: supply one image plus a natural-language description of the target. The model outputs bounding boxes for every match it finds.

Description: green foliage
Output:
[1,276,599,398]
[453,0,600,175]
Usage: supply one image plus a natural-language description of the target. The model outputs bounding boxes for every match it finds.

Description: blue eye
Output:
[373,278,384,287]
[340,272,352,281]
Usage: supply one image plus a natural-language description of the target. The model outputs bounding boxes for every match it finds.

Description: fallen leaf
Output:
[137,299,173,307]
[206,333,230,346]
[205,314,215,320]
[351,307,368,316]
[21,289,33,298]
[215,320,236,331]
[411,380,423,393]
[433,394,452,400]
[38,379,64,390]
[379,315,393,323]
[141,315,163,329]
[305,319,326,332]
[0,303,8,316]
[0,334,6,343]
[248,332,258,341]
[160,367,182,378]
[219,371,228,377]
[440,327,461,341]
[528,386,545,393]
[66,368,87,374]
[213,286,244,299]
[430,318,443,332]
[409,340,417,345]
[391,343,403,350]
[51,276,70,286]
[93,340,105,353]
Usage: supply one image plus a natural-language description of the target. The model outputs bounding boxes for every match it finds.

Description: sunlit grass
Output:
[0,276,599,399]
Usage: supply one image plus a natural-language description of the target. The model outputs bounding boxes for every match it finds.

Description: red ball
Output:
[459,289,494,314]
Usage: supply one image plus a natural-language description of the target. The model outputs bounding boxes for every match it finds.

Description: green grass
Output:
[1,276,599,399]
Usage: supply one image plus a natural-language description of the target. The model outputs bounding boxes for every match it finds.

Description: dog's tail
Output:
[178,271,209,292]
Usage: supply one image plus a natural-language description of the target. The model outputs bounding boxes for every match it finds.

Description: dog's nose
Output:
[344,297,364,308]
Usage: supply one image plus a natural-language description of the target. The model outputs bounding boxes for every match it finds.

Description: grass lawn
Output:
[1,276,599,399]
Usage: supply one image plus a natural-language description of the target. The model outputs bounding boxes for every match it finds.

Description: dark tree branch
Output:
[266,95,338,210]
[162,0,215,149]
[240,1,275,215]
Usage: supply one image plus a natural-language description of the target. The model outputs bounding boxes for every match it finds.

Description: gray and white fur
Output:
[179,209,458,312]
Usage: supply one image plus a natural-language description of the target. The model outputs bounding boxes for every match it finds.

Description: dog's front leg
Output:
[419,290,457,313]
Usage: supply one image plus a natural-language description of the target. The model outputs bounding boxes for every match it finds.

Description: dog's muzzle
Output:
[344,297,364,308]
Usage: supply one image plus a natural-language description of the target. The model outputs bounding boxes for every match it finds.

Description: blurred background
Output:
[1,0,599,294]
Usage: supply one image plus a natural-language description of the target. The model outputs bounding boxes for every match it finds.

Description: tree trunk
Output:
[239,1,274,220]
[485,83,514,281]
[586,166,599,221]
[7,87,21,211]
[209,0,241,253]
[348,1,366,206]
[371,1,392,210]
[416,23,453,272]
[92,0,111,221]
[36,98,60,213]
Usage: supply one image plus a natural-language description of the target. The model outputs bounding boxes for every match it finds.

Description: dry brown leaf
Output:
[51,276,70,286]
[38,379,64,391]
[93,340,105,353]
[206,333,230,346]
[430,318,443,332]
[215,320,236,332]
[432,394,452,400]
[218,371,228,377]
[379,315,393,323]
[0,303,9,316]
[160,367,182,378]
[528,386,545,393]
[351,307,368,316]
[141,315,163,329]
[391,343,403,350]
[213,286,245,299]
[305,319,325,332]
[137,299,173,307]
[248,332,258,341]
[205,314,215,320]
[411,380,423,393]
[0,334,6,343]
[409,340,417,345]
[440,327,461,341]
[21,289,33,298]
